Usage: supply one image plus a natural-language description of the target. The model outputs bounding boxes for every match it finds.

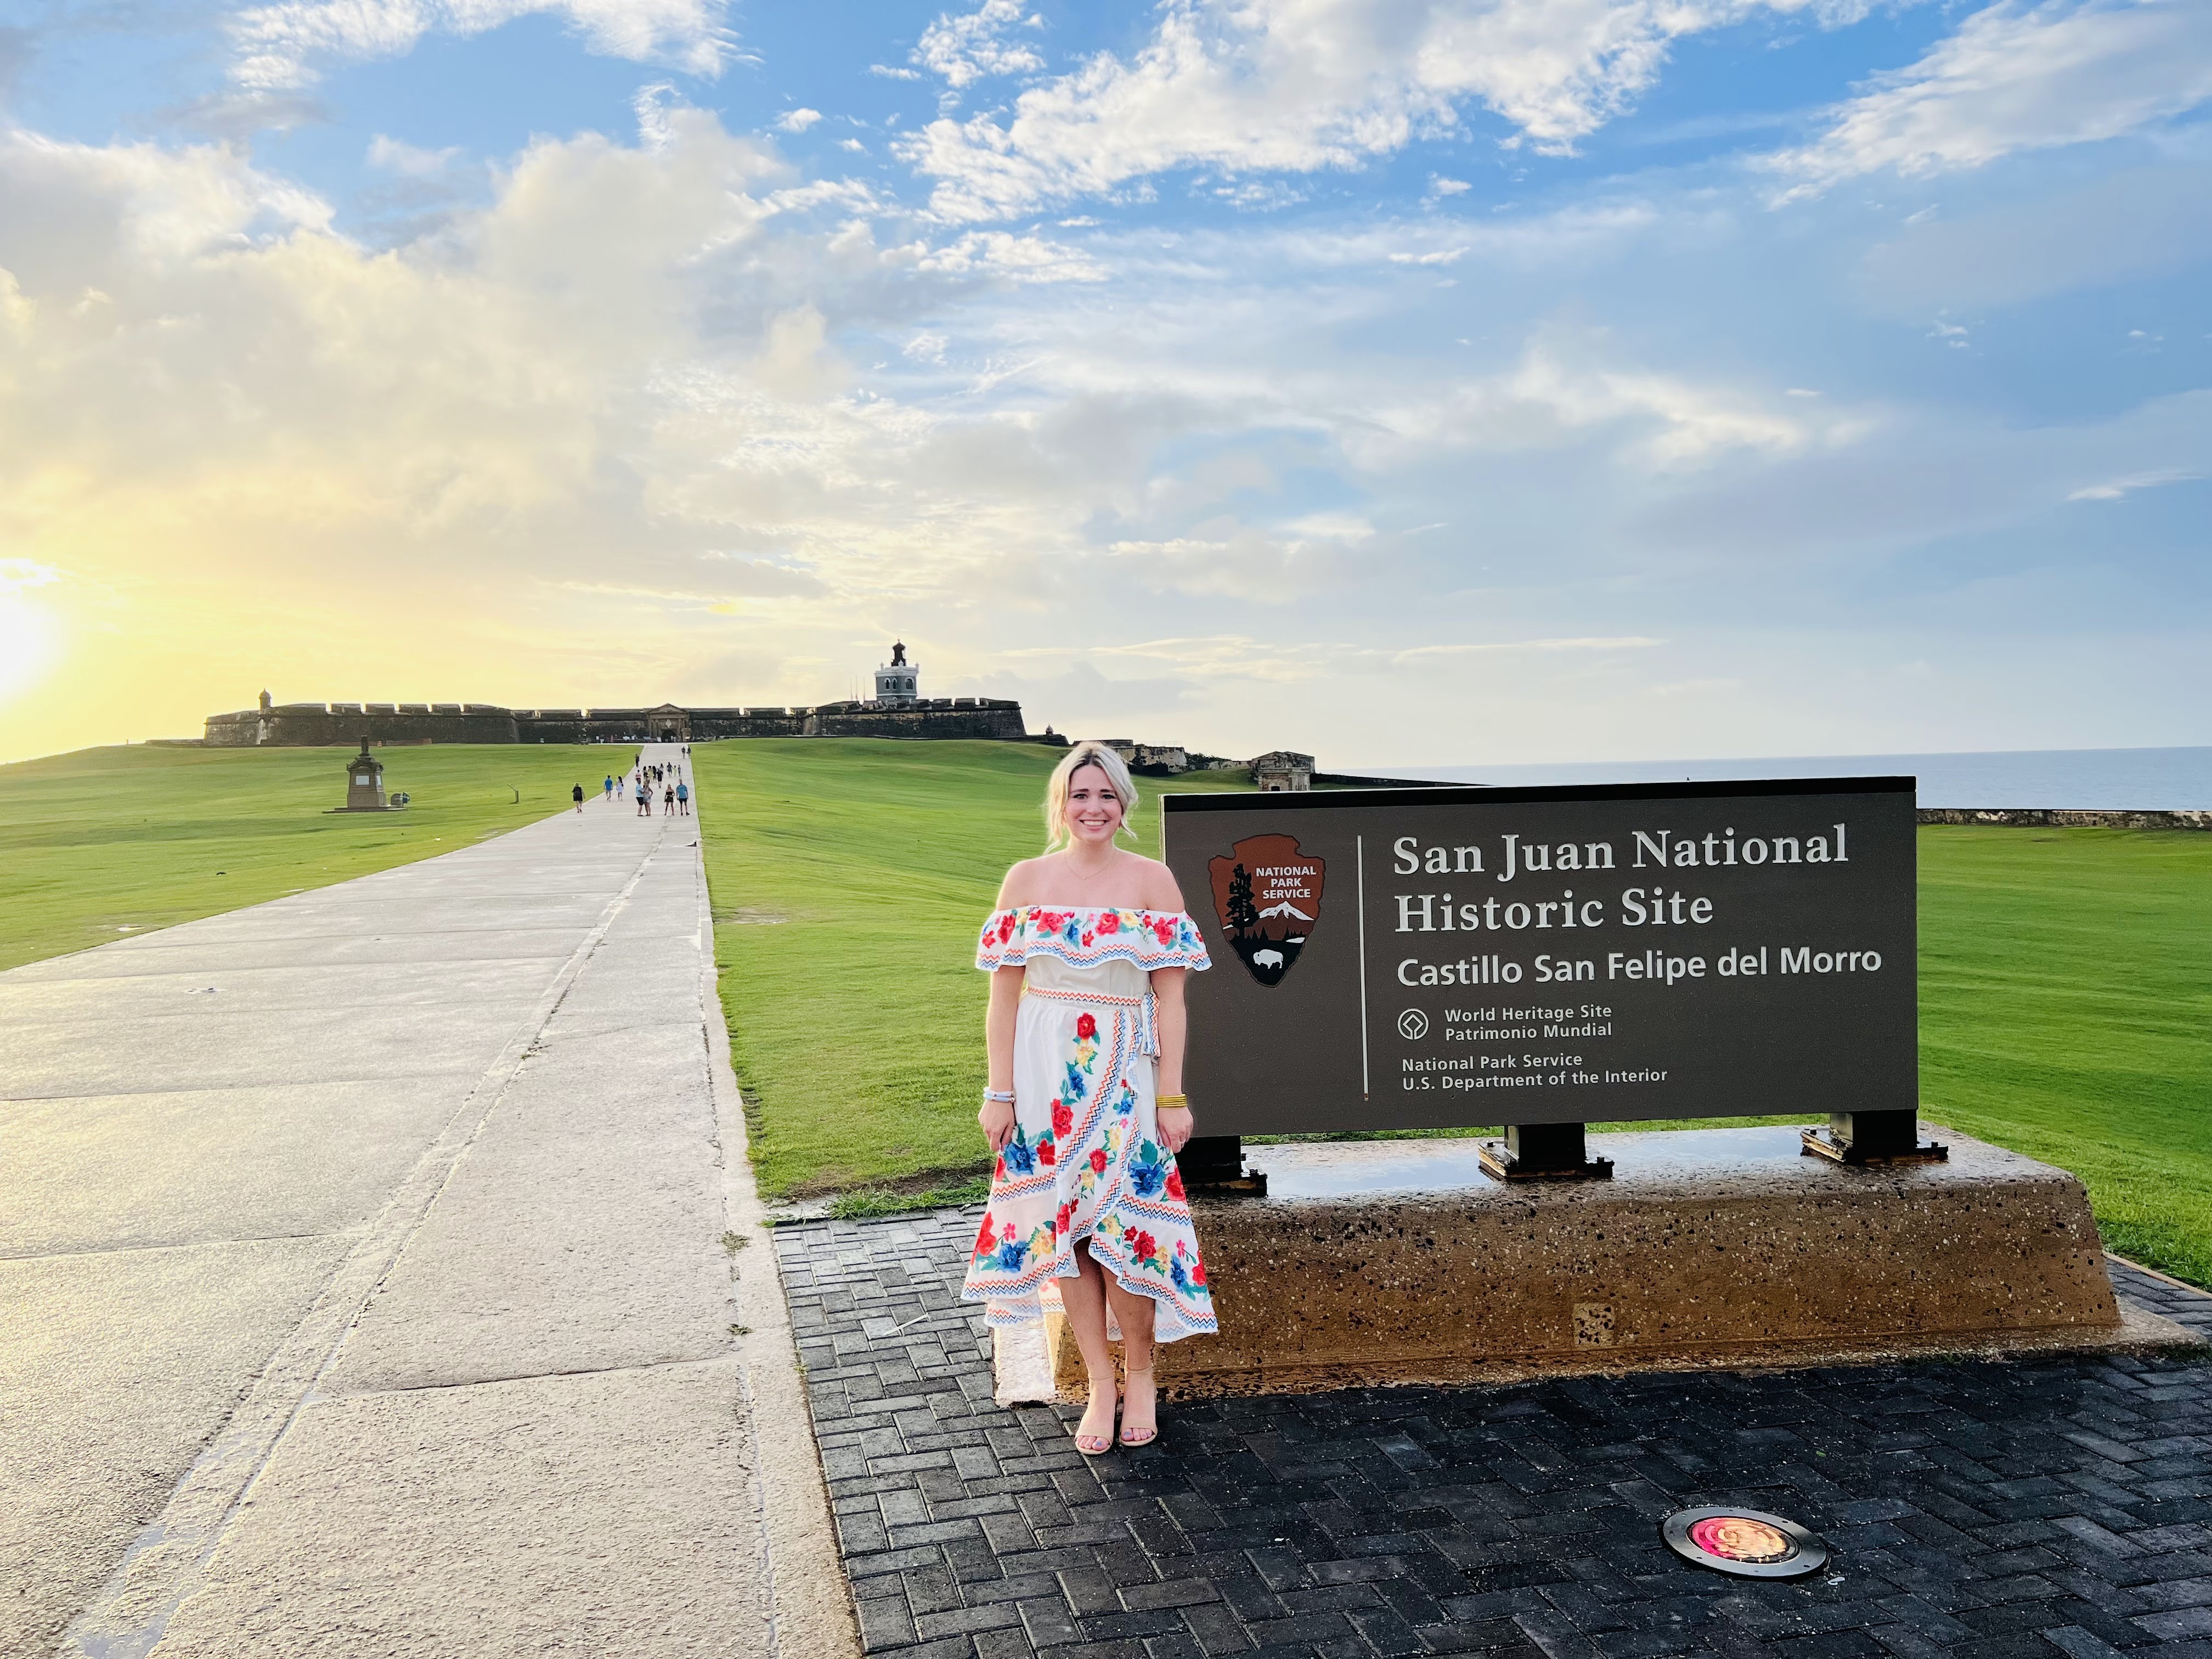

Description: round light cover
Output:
[1661,1507,1827,1579]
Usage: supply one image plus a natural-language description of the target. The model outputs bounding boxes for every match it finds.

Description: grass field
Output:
[0,742,625,970]
[694,741,2212,1285]
[1917,827,2212,1284]
[693,740,1257,1206]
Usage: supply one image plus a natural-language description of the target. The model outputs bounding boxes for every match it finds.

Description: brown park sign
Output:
[1164,778,1918,1137]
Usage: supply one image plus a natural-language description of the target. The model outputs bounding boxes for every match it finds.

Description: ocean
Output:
[1365,747,2212,811]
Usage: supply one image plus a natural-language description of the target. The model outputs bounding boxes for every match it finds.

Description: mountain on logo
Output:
[1208,833,1326,988]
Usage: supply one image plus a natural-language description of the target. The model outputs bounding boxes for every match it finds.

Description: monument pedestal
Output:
[1012,1125,2196,1402]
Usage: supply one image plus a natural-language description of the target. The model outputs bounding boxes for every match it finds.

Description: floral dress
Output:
[963,906,1218,1343]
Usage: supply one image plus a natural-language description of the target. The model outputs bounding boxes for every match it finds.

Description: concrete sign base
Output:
[1017,1125,2199,1401]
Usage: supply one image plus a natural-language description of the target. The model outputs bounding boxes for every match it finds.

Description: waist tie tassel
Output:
[1023,985,1160,1057]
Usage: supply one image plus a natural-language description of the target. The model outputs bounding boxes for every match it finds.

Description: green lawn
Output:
[1918,827,2212,1284]
[695,742,2212,1285]
[0,742,626,970]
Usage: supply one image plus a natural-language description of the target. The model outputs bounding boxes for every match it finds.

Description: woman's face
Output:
[1065,764,1126,845]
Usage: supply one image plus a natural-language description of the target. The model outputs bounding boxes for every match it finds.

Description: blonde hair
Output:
[1044,741,1138,850]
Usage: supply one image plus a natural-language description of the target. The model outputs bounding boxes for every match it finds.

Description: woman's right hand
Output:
[978,1097,1015,1152]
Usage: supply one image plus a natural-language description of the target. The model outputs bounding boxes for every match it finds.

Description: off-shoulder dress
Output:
[963,906,1219,1342]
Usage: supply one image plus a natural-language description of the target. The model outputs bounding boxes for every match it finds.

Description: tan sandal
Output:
[1118,1365,1158,1448]
[1073,1381,1118,1457]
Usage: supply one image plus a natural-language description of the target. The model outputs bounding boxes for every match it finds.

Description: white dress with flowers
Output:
[963,906,1218,1344]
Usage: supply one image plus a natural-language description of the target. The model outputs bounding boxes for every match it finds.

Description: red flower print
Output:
[1152,918,1175,945]
[997,914,1016,944]
[1075,1013,1097,1040]
[1090,1148,1109,1174]
[994,1155,1006,1180]
[1052,1100,1073,1137]
[1080,932,1093,947]
[1056,1201,1074,1234]
[1097,911,1120,934]
[1039,1141,1056,1166]
[1129,1230,1158,1263]
[974,1214,996,1256]
[1190,1260,1206,1286]
[1165,1168,1186,1201]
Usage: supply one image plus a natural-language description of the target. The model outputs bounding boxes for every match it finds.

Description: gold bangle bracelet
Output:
[1156,1094,1189,1109]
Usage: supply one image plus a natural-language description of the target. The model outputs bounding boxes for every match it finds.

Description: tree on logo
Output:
[1225,864,1259,938]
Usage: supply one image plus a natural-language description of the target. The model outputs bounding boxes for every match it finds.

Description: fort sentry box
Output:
[1164,779,1916,1135]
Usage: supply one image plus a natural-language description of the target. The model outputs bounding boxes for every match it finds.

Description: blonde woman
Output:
[966,742,1216,1453]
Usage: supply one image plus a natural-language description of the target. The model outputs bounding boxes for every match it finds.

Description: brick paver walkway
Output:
[777,1212,2212,1659]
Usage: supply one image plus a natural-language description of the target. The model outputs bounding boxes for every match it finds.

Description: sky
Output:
[0,0,2205,768]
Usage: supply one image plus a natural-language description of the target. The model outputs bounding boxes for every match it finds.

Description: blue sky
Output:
[0,0,2205,765]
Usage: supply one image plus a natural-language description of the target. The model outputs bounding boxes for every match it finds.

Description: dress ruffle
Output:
[975,906,1211,974]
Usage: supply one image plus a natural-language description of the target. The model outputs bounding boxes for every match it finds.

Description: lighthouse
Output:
[873,641,919,706]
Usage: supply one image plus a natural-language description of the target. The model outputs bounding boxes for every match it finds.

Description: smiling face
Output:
[1064,763,1127,847]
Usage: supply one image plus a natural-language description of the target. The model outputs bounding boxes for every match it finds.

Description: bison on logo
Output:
[1208,834,1325,987]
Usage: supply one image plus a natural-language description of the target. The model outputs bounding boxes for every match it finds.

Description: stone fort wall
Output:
[204,696,1034,747]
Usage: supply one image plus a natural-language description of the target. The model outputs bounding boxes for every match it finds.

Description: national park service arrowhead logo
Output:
[1209,833,1324,987]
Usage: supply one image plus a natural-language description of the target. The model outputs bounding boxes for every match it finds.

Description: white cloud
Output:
[898,0,1843,222]
[1359,340,1846,471]
[366,134,460,176]
[1392,635,1660,659]
[908,229,1106,282]
[0,557,62,592]
[915,0,1045,90]
[776,108,823,133]
[2067,467,2202,500]
[228,0,741,92]
[1765,0,2212,196]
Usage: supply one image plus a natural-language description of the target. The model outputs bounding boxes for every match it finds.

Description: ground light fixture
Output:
[1661,1507,1829,1578]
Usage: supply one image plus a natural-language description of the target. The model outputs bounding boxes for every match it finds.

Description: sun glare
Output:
[0,573,63,704]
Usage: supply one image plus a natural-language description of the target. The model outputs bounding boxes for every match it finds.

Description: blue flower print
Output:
[1001,1128,1036,1177]
[1128,1139,1168,1198]
[1063,1062,1087,1102]
[1115,1081,1136,1118]
[1170,1257,1189,1293]
[994,1234,1030,1271]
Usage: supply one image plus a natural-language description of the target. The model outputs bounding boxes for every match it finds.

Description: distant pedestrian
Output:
[676,781,690,816]
[663,783,676,816]
[635,780,651,816]
[572,783,585,813]
[602,775,614,802]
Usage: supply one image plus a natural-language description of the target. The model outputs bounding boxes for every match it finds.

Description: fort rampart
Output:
[203,695,1034,747]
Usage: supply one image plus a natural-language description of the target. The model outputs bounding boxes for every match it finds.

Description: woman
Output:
[966,742,1215,1453]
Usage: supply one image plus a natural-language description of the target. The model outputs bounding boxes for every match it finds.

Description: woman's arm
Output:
[1149,965,1193,1154]
[979,965,1024,1152]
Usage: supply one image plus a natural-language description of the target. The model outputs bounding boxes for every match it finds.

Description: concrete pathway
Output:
[0,745,856,1659]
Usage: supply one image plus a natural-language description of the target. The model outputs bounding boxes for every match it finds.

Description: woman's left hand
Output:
[1156,1104,1194,1154]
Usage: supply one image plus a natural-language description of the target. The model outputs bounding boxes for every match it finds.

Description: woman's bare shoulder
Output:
[996,855,1057,908]
[1127,855,1188,913]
